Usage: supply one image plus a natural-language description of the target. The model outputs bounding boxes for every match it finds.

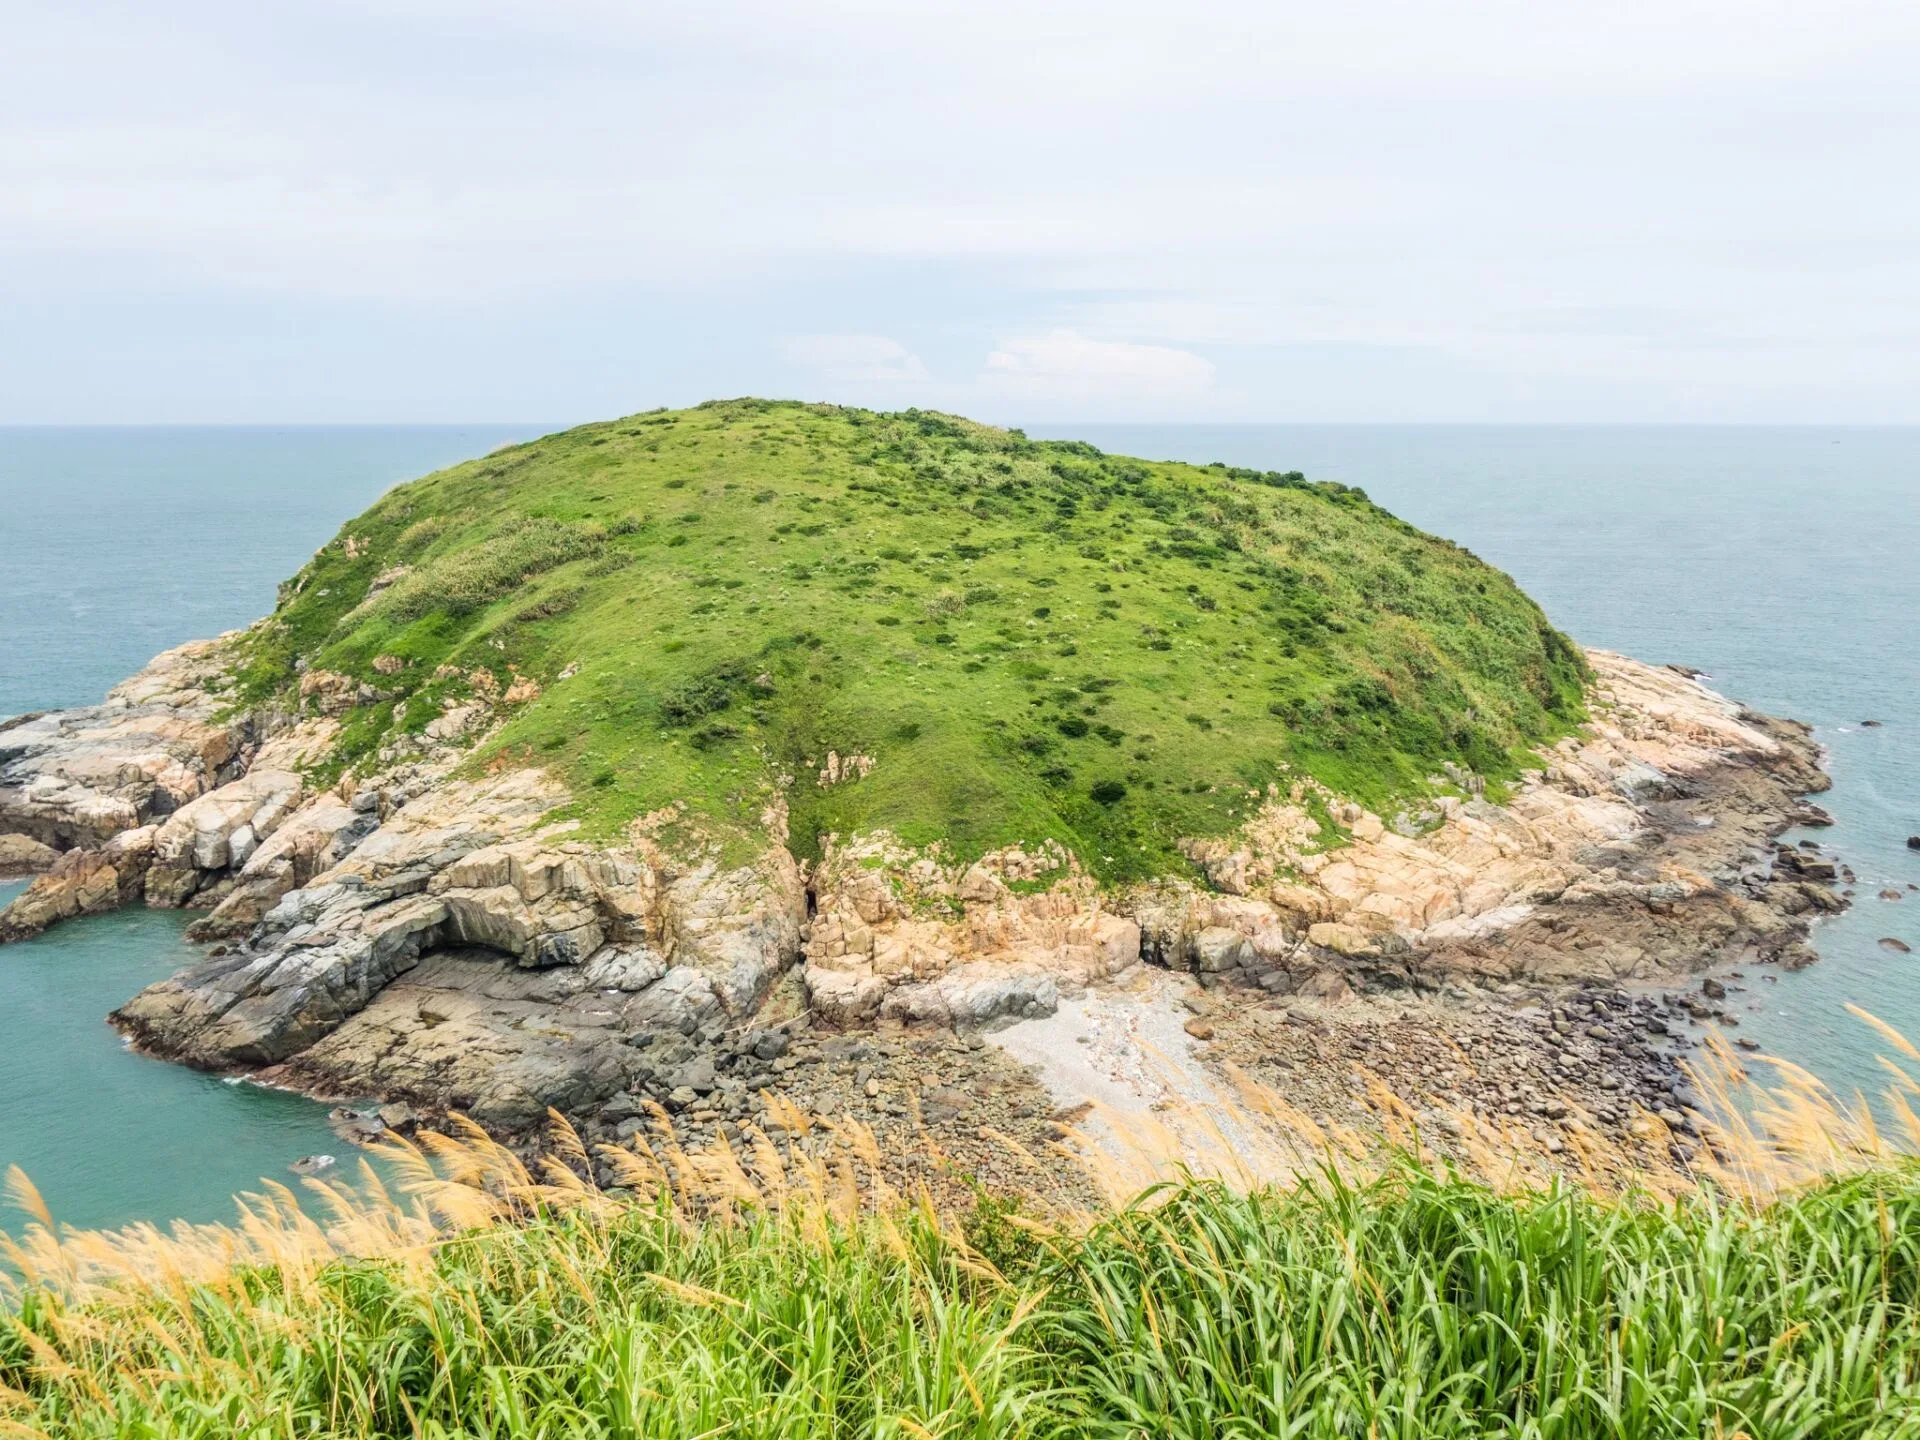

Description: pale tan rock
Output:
[0,637,243,851]
[0,838,147,940]
[297,669,359,714]
[798,835,1139,1020]
[1308,922,1377,957]
[0,834,57,872]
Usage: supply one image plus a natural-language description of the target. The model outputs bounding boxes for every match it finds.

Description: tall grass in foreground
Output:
[7,1013,1920,1436]
[6,1162,1920,1437]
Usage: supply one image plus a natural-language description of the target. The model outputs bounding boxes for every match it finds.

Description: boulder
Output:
[580,945,669,992]
[0,834,58,873]
[804,966,888,1024]
[1191,925,1253,973]
[880,962,1059,1025]
[1307,921,1380,958]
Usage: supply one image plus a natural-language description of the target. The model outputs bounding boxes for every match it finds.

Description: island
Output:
[0,399,1837,1187]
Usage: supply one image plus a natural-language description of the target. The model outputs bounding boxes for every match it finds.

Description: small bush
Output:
[396,515,449,553]
[514,585,583,622]
[379,518,602,622]
[660,663,745,725]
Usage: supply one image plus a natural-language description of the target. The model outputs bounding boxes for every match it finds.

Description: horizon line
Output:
[5,418,1920,431]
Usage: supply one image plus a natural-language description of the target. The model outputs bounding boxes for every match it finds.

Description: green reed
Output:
[6,1158,1920,1438]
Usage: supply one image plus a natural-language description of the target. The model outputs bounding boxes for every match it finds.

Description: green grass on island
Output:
[233,399,1588,877]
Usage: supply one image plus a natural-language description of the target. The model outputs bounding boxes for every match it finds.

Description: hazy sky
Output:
[6,1,1918,424]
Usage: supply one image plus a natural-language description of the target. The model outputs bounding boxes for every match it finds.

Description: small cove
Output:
[0,878,354,1235]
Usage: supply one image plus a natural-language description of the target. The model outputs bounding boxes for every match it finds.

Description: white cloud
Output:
[4,0,1919,418]
[778,334,929,385]
[978,331,1216,416]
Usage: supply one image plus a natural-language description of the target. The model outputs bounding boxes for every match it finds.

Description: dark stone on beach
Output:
[1775,848,1837,881]
[750,1028,791,1062]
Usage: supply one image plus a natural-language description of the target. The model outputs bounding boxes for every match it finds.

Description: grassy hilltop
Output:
[235,399,1587,877]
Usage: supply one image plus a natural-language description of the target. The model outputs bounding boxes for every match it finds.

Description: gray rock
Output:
[879,965,1059,1025]
[673,1056,718,1095]
[581,945,669,993]
[1191,926,1254,973]
[751,1028,791,1062]
[600,1092,642,1122]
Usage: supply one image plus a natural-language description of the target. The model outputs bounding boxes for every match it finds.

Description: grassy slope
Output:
[233,399,1587,879]
[7,1166,1918,1436]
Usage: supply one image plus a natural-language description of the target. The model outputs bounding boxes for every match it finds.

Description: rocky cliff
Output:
[1,632,1830,1132]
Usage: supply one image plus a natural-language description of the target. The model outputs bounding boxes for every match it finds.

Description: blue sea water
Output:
[0,421,1916,1232]
[0,426,529,718]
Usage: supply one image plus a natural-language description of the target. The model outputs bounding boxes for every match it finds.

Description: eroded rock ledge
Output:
[1,643,1834,1134]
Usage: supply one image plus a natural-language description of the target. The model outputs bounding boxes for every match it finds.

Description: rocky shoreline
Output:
[0,637,1842,1191]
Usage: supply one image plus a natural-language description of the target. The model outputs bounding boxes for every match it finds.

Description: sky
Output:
[4,0,1918,425]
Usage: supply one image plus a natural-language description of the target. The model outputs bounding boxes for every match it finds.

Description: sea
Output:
[2,423,1916,1234]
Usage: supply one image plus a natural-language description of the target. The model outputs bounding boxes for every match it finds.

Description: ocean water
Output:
[1,422,1916,1232]
[0,426,526,1235]
[0,426,529,718]
[0,877,357,1234]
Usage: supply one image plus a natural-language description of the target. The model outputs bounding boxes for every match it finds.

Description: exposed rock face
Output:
[2,642,1834,1137]
[111,767,804,1116]
[793,652,1834,1016]
[271,949,723,1124]
[802,837,1140,1026]
[0,837,146,940]
[144,768,307,905]
[0,640,245,851]
[0,833,58,874]
[186,795,364,938]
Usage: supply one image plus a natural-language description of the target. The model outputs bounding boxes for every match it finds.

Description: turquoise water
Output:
[0,878,354,1234]
[0,425,529,717]
[2,422,1917,1231]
